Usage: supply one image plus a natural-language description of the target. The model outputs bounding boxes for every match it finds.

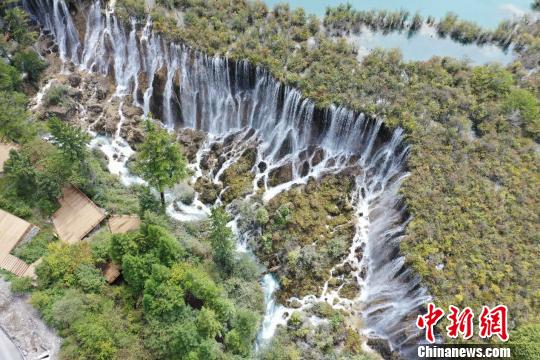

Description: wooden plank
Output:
[52,186,106,243]
[0,209,33,259]
[108,215,141,234]
[0,255,29,277]
[102,262,121,283]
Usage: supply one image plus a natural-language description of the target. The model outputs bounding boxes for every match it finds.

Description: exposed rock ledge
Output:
[0,279,61,360]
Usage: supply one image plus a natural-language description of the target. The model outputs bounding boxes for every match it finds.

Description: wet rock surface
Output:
[0,279,61,359]
[177,128,206,162]
[250,174,356,302]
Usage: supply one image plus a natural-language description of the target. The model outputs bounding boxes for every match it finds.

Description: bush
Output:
[0,194,32,218]
[255,207,269,225]
[12,229,56,263]
[74,264,106,293]
[10,276,34,294]
[44,85,69,106]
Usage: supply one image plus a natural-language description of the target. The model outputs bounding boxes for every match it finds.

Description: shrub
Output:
[0,194,32,218]
[12,229,56,263]
[255,207,269,225]
[44,85,69,106]
[75,264,106,293]
[10,276,34,294]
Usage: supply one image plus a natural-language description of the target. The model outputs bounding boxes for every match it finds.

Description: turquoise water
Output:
[263,0,534,64]
[264,0,533,28]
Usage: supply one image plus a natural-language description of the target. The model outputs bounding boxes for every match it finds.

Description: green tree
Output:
[111,223,184,294]
[135,119,188,207]
[470,66,513,101]
[3,8,36,46]
[48,117,90,163]
[196,307,223,339]
[209,207,235,274]
[12,50,47,82]
[502,88,540,139]
[0,61,21,91]
[228,307,259,356]
[35,150,73,213]
[74,264,106,293]
[138,185,162,216]
[3,149,36,197]
[143,264,187,321]
[0,91,32,141]
[36,242,94,288]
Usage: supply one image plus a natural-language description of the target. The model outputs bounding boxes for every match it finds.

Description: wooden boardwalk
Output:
[0,255,29,277]
[109,215,141,234]
[0,209,33,258]
[52,186,106,243]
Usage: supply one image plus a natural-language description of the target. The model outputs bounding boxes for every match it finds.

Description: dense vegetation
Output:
[30,215,263,359]
[113,0,540,346]
[0,6,264,359]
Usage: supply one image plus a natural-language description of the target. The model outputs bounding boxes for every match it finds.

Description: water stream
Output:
[23,0,431,356]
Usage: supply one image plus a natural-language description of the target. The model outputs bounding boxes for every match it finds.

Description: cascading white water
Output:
[24,0,431,356]
[23,0,80,64]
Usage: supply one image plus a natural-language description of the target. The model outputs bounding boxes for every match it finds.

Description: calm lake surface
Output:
[264,0,535,64]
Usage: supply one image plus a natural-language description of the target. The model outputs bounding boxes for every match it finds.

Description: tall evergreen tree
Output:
[209,207,235,275]
[135,119,188,208]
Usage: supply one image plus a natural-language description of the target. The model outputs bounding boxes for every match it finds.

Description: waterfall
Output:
[22,0,80,64]
[24,0,431,356]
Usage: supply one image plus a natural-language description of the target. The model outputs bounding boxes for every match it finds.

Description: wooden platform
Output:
[52,186,106,243]
[103,262,121,283]
[0,143,17,173]
[0,255,29,277]
[108,215,141,234]
[0,209,33,259]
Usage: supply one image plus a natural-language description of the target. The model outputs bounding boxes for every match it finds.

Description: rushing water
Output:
[23,0,432,356]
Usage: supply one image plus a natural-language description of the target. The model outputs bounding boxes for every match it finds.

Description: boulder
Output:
[289,299,302,309]
[177,128,206,162]
[122,104,144,118]
[194,177,222,204]
[268,163,293,187]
